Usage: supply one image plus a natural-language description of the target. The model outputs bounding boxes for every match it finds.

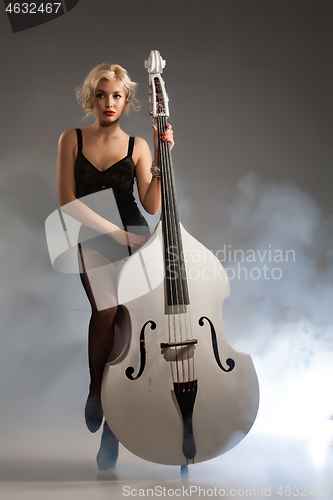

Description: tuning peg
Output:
[144,57,151,69]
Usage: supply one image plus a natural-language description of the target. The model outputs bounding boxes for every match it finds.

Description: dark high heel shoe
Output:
[85,393,103,433]
[97,421,119,471]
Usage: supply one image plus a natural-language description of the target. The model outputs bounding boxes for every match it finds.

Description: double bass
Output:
[101,50,259,468]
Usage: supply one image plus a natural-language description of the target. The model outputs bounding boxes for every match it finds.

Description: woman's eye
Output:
[96,93,104,98]
[114,94,121,99]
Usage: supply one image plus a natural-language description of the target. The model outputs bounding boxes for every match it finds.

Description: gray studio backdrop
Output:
[0,0,333,486]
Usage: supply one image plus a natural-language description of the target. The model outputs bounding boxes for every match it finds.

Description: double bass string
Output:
[157,114,182,385]
[162,114,195,386]
[157,111,195,386]
[157,115,177,383]
[158,116,181,386]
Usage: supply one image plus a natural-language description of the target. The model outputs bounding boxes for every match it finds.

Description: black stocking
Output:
[78,244,128,469]
[79,244,119,392]
[78,244,126,435]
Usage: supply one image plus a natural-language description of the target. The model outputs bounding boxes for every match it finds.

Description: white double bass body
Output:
[101,51,259,466]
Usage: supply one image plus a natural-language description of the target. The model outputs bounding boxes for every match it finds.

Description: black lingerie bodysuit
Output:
[74,128,150,266]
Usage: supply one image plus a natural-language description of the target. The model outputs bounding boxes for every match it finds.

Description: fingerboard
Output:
[156,112,190,309]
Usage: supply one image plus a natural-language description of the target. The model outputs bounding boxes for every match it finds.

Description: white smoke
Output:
[179,173,333,469]
[1,172,333,490]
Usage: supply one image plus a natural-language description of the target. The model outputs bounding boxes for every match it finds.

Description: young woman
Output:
[57,63,174,470]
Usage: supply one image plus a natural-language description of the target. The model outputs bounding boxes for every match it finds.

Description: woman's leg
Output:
[78,245,129,469]
[78,245,118,433]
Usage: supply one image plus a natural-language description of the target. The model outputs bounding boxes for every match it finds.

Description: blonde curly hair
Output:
[75,63,139,117]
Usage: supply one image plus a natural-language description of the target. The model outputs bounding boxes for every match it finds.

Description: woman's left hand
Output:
[152,123,174,151]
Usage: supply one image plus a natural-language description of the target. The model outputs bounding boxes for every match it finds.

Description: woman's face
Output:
[93,78,128,123]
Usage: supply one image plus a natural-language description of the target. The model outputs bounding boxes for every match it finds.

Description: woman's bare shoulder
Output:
[58,129,78,160]
[134,136,150,151]
[59,128,77,144]
[57,129,79,165]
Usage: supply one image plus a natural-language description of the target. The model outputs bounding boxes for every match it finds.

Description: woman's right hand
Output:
[109,229,148,248]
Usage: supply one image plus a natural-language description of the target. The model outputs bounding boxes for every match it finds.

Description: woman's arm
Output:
[134,137,161,215]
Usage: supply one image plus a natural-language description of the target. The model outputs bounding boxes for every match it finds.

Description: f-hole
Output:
[198,316,235,372]
[125,320,156,380]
